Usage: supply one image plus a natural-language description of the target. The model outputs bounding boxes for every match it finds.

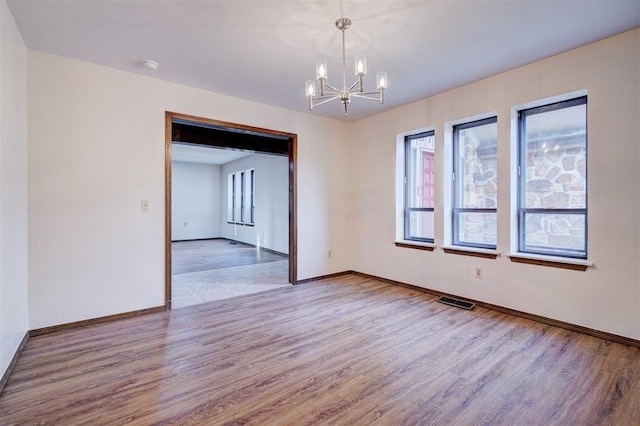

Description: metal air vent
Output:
[437,296,475,310]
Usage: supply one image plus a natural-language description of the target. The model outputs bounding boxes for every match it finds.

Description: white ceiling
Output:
[172,143,253,165]
[7,0,640,122]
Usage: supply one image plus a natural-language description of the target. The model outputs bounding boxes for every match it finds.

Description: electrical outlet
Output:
[475,267,483,279]
[141,200,150,212]
[184,222,188,227]
[328,249,332,259]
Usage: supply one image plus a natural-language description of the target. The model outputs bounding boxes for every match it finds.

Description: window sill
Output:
[507,253,593,271]
[395,241,436,251]
[441,246,499,259]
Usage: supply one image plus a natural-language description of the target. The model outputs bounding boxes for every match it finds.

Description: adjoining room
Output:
[171,143,291,308]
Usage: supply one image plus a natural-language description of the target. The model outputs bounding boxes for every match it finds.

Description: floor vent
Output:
[437,296,475,310]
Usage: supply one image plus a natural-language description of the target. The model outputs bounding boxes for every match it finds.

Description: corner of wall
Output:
[0,0,30,382]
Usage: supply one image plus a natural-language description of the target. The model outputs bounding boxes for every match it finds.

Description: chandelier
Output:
[305,18,387,116]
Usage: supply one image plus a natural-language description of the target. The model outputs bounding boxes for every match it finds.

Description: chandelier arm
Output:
[311,96,341,108]
[350,93,383,101]
[322,82,342,93]
[313,94,341,101]
[346,80,361,93]
[352,91,383,96]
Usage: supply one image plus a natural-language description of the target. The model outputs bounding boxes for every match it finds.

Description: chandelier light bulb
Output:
[316,60,327,80]
[305,80,316,97]
[377,72,387,90]
[355,55,367,76]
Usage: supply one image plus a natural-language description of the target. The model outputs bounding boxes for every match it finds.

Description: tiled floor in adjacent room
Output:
[171,239,290,308]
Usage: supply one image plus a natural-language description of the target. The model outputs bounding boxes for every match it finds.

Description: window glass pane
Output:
[234,172,242,222]
[227,173,234,222]
[250,169,255,223]
[456,121,497,209]
[407,210,434,240]
[523,212,586,255]
[523,103,586,209]
[407,133,435,208]
[456,211,497,246]
[240,171,245,222]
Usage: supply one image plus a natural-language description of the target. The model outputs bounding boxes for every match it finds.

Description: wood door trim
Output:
[165,113,173,309]
[164,112,298,309]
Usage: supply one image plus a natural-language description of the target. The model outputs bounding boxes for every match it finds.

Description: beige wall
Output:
[350,28,640,339]
[21,24,640,340]
[171,161,222,241]
[0,0,28,376]
[221,154,289,254]
[27,51,351,329]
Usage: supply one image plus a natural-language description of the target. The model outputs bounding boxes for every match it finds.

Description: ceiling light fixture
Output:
[142,59,159,71]
[305,18,387,116]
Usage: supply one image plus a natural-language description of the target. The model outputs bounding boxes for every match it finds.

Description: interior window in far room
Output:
[227,172,235,222]
[239,171,245,223]
[249,169,255,224]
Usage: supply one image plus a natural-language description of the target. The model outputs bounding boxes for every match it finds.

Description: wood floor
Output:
[1,274,639,425]
[172,239,287,275]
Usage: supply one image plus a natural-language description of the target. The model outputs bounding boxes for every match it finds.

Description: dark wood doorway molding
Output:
[164,111,298,309]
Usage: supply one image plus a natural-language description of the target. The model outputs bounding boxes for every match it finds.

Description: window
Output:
[233,172,242,222]
[404,131,435,242]
[228,173,236,222]
[249,169,255,224]
[518,96,587,258]
[452,117,497,249]
[239,171,245,223]
[227,169,255,225]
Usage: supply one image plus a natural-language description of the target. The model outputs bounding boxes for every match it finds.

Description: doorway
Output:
[164,112,297,309]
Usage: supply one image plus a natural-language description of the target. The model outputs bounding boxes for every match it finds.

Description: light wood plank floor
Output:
[1,274,639,425]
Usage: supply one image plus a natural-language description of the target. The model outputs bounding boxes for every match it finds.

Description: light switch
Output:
[141,200,150,212]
